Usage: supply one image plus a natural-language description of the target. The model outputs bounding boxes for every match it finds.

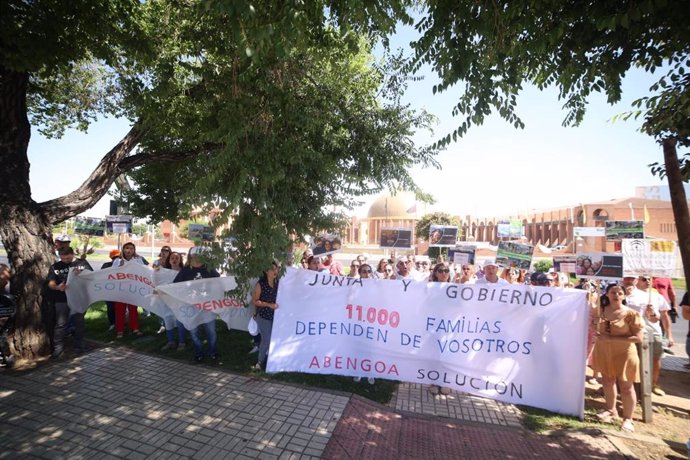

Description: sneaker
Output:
[108,325,115,331]
[353,377,362,382]
[161,342,176,351]
[193,355,203,363]
[177,343,186,351]
[209,354,219,361]
[254,363,262,370]
[621,419,635,433]
[652,386,666,396]
[367,377,375,385]
[51,350,64,360]
[248,346,259,354]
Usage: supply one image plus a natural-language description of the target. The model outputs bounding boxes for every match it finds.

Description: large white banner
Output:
[621,239,677,277]
[269,269,588,417]
[66,263,251,331]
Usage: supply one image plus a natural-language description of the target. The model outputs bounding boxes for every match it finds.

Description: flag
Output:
[643,204,650,224]
[406,203,417,214]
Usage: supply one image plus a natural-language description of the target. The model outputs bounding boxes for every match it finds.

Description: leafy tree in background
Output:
[0,1,436,360]
[409,0,690,286]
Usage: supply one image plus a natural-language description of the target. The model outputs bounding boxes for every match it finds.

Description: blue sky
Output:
[28,31,676,221]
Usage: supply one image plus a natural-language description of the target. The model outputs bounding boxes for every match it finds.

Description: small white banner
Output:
[66,263,251,331]
[573,227,605,237]
[269,268,588,417]
[621,239,676,277]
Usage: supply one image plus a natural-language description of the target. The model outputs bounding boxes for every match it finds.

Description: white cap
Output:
[55,234,71,242]
[482,259,499,268]
[189,246,209,255]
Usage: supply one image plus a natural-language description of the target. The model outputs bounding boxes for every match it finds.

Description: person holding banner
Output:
[174,247,220,362]
[47,247,93,358]
[252,261,280,371]
[455,264,477,284]
[100,249,120,331]
[591,285,643,433]
[161,252,189,352]
[111,242,148,339]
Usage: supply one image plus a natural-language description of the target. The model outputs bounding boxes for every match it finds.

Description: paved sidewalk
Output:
[0,348,629,459]
[389,383,523,427]
[0,348,346,459]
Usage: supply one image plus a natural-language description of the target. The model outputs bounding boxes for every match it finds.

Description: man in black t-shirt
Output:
[47,247,92,358]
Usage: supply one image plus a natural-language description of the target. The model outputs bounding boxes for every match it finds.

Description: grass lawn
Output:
[84,302,398,404]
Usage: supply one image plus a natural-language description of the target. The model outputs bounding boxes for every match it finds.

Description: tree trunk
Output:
[0,208,56,359]
[662,138,690,289]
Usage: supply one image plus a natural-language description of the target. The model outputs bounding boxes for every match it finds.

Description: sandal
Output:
[596,410,619,424]
[132,330,143,336]
[621,419,635,433]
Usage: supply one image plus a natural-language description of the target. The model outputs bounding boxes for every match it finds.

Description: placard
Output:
[496,241,534,269]
[605,220,644,241]
[311,234,342,256]
[575,253,624,279]
[552,255,577,274]
[429,225,458,247]
[379,228,413,248]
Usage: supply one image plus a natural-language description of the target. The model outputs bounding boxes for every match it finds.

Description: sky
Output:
[27,28,678,222]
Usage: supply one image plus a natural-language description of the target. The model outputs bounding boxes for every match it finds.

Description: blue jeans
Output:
[190,320,217,358]
[256,317,273,370]
[165,321,187,344]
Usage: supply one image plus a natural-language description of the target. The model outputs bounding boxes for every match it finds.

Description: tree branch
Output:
[39,123,144,222]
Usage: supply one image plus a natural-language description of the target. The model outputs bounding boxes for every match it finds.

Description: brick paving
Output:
[323,397,627,459]
[0,347,630,459]
[0,348,347,459]
[389,383,523,427]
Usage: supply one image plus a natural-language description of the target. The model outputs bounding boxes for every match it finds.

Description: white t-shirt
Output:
[475,277,509,285]
[626,287,670,335]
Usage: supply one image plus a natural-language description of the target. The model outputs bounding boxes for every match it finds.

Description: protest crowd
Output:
[14,232,687,434]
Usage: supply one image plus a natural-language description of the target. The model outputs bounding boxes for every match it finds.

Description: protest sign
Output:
[497,219,523,238]
[105,215,133,234]
[449,245,476,265]
[379,228,413,248]
[269,269,588,417]
[573,227,605,238]
[605,220,644,241]
[429,225,458,247]
[496,241,534,269]
[621,239,676,277]
[574,253,624,279]
[74,217,105,236]
[553,256,577,274]
[311,234,342,256]
[188,224,215,241]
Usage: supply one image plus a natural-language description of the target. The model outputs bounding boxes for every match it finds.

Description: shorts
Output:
[651,331,663,359]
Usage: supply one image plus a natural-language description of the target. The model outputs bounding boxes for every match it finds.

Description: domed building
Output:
[343,191,420,248]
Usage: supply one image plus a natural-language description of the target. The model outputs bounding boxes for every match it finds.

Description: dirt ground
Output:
[586,367,690,459]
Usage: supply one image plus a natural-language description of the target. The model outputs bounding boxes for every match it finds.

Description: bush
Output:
[532,260,552,273]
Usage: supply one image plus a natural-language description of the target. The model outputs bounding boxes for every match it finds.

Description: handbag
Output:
[248,316,259,336]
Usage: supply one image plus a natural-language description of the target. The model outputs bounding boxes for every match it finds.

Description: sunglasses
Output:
[360,269,372,273]
[437,269,450,273]
[385,268,394,272]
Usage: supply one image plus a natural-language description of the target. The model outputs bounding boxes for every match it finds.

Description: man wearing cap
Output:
[625,275,672,396]
[100,249,121,331]
[475,260,508,284]
[174,247,221,362]
[47,246,93,358]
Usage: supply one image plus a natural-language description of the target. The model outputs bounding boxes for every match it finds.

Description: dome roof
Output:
[367,192,416,219]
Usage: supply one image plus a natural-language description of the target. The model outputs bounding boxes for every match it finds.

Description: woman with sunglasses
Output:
[428,262,453,395]
[590,284,644,432]
[500,267,521,284]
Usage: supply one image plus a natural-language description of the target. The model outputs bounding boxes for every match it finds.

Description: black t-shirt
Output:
[47,258,93,303]
[173,265,220,283]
